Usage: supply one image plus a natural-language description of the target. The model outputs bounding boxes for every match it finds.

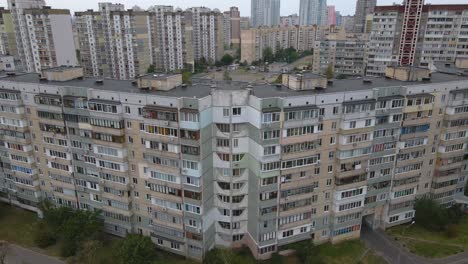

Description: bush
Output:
[115,234,156,264]
[33,223,56,248]
[446,224,459,238]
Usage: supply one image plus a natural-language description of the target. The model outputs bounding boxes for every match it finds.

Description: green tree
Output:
[223,70,232,81]
[295,240,324,264]
[203,248,224,264]
[221,54,234,66]
[182,71,192,85]
[115,234,157,264]
[70,240,104,264]
[39,204,103,257]
[324,64,334,80]
[147,64,156,74]
[263,47,274,63]
[414,197,449,231]
[270,252,284,264]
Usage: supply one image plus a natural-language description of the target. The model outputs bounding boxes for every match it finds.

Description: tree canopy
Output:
[115,234,157,264]
[221,54,234,66]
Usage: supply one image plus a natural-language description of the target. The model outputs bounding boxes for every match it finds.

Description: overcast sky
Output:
[0,0,466,16]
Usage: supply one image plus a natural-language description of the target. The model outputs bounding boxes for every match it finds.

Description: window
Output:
[232,107,241,116]
[223,108,229,117]
[262,112,280,123]
[170,242,180,250]
[349,121,356,129]
[365,119,372,127]
[264,146,277,155]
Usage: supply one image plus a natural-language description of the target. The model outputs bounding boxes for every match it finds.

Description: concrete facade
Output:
[367,4,468,76]
[0,68,467,260]
[251,0,280,27]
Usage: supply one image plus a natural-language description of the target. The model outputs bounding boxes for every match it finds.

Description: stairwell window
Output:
[232,107,242,116]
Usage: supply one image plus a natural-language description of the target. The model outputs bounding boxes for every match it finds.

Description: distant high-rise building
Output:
[223,11,232,47]
[240,16,251,30]
[341,15,355,32]
[229,7,241,47]
[280,14,299,27]
[251,0,280,27]
[299,0,328,26]
[327,6,336,25]
[354,0,376,33]
[7,0,77,73]
[335,11,342,26]
[223,7,241,48]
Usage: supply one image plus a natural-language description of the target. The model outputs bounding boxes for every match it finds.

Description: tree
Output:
[274,74,283,84]
[115,234,157,264]
[223,70,232,81]
[147,64,156,74]
[182,71,192,85]
[0,241,9,264]
[203,248,224,264]
[71,240,104,264]
[325,64,334,80]
[414,197,449,231]
[270,252,284,264]
[221,54,234,66]
[38,204,103,257]
[262,47,274,63]
[295,240,324,264]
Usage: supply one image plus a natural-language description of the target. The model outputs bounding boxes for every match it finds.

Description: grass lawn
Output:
[386,216,468,258]
[283,239,387,264]
[1,203,385,264]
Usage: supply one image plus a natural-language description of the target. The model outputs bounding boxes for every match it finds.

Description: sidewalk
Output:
[5,243,64,264]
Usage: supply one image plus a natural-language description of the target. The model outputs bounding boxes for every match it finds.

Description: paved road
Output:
[361,224,468,264]
[5,243,64,264]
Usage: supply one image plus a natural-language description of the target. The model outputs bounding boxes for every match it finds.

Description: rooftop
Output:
[0,72,467,99]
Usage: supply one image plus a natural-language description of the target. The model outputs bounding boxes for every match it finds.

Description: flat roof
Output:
[0,72,467,99]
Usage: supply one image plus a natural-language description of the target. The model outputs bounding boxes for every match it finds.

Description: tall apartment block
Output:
[223,7,241,48]
[1,65,466,260]
[299,0,328,26]
[251,0,280,27]
[312,34,367,75]
[0,8,17,58]
[240,25,339,64]
[280,14,299,27]
[187,7,224,64]
[7,0,77,73]
[327,6,336,26]
[354,0,377,33]
[367,3,468,76]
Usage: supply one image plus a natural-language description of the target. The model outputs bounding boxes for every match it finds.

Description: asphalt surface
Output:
[5,243,64,264]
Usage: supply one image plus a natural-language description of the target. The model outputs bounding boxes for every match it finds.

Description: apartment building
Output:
[7,0,77,73]
[0,66,466,260]
[74,10,108,77]
[188,7,224,64]
[312,34,367,75]
[223,7,241,47]
[354,0,377,33]
[240,25,338,64]
[280,14,299,27]
[251,0,280,27]
[367,3,468,76]
[0,8,17,59]
[299,0,328,26]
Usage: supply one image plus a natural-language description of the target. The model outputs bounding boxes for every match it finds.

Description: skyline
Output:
[0,0,466,16]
